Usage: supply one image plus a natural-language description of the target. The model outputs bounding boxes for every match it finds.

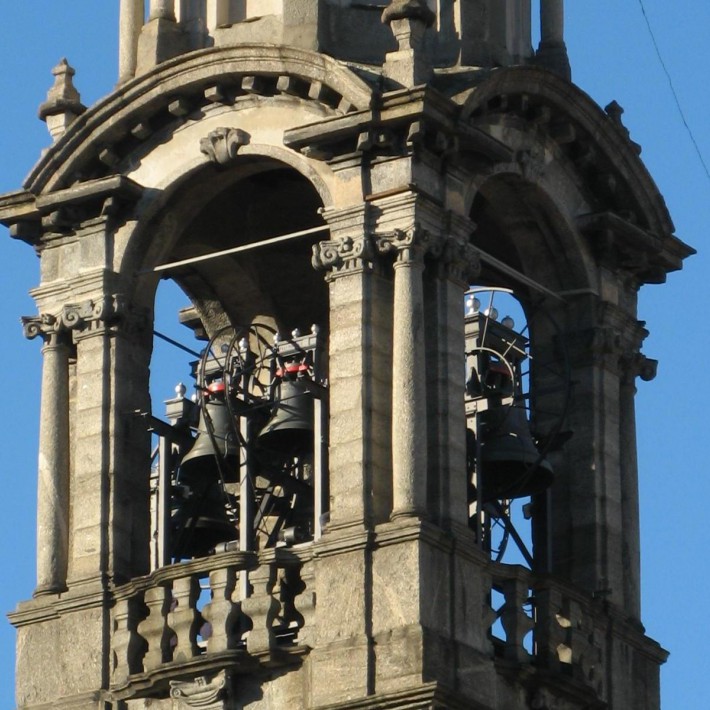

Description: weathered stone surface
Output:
[5,3,691,709]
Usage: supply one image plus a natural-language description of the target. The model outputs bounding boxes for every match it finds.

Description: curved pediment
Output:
[25,44,375,195]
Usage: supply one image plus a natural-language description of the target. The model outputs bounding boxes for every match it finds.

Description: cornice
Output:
[25,44,375,194]
[284,84,511,165]
[460,65,688,256]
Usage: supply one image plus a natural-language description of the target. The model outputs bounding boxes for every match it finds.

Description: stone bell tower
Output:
[0,1,692,708]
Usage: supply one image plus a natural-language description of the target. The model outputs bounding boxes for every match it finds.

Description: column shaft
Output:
[620,375,641,621]
[391,254,427,518]
[119,0,144,82]
[35,336,71,595]
[540,0,564,45]
[150,0,175,20]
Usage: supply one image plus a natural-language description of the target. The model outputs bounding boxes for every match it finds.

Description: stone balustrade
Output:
[489,564,606,698]
[111,548,605,700]
[111,547,314,698]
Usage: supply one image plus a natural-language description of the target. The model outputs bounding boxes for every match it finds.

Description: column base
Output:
[535,41,571,80]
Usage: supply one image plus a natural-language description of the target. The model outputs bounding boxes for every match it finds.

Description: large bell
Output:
[258,378,314,455]
[179,387,239,484]
[477,400,553,501]
[171,481,237,559]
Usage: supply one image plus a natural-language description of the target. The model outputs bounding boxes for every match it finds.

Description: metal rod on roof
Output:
[150,224,330,273]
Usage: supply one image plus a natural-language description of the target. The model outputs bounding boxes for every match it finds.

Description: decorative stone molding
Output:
[441,237,481,285]
[381,1,435,87]
[382,0,436,28]
[170,670,229,709]
[312,235,376,275]
[200,127,250,166]
[22,313,59,342]
[374,225,437,264]
[22,295,148,344]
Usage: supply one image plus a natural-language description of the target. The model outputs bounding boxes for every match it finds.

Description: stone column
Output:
[150,0,175,20]
[119,0,144,83]
[378,228,429,519]
[537,0,570,79]
[540,0,564,46]
[619,341,656,623]
[23,317,71,596]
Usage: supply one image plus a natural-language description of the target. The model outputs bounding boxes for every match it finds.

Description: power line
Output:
[637,0,710,186]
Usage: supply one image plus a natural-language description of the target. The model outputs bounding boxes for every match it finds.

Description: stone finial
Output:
[38,59,86,141]
[382,0,436,27]
[381,0,435,88]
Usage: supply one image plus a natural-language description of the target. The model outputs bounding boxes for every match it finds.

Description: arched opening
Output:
[135,159,329,570]
[466,174,587,575]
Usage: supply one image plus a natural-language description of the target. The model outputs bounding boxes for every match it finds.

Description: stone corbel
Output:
[200,127,250,167]
[170,670,230,709]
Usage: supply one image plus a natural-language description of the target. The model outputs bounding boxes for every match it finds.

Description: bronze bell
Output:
[170,481,237,559]
[477,399,554,501]
[179,384,239,484]
[258,377,314,455]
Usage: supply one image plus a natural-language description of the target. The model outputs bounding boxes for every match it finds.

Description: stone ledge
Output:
[313,680,486,710]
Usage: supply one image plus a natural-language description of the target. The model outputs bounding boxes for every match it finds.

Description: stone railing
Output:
[111,546,315,699]
[489,564,606,700]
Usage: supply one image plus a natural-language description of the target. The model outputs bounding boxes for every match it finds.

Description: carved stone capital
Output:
[441,238,481,285]
[312,235,375,276]
[22,313,59,343]
[620,353,658,383]
[170,670,229,709]
[200,127,250,166]
[24,295,148,344]
[375,225,433,264]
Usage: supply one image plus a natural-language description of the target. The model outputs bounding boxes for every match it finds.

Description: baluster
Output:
[169,575,203,662]
[534,583,568,672]
[294,560,316,648]
[112,595,147,684]
[499,575,534,663]
[138,585,173,670]
[202,566,244,653]
[241,563,279,654]
[566,598,603,692]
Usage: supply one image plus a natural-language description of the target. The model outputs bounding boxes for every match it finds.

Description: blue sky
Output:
[0,2,708,708]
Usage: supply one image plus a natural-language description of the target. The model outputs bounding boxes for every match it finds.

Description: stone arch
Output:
[460,66,674,239]
[468,170,595,298]
[26,44,374,193]
[124,152,331,342]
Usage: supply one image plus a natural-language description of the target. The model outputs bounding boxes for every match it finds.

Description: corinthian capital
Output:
[312,235,375,275]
